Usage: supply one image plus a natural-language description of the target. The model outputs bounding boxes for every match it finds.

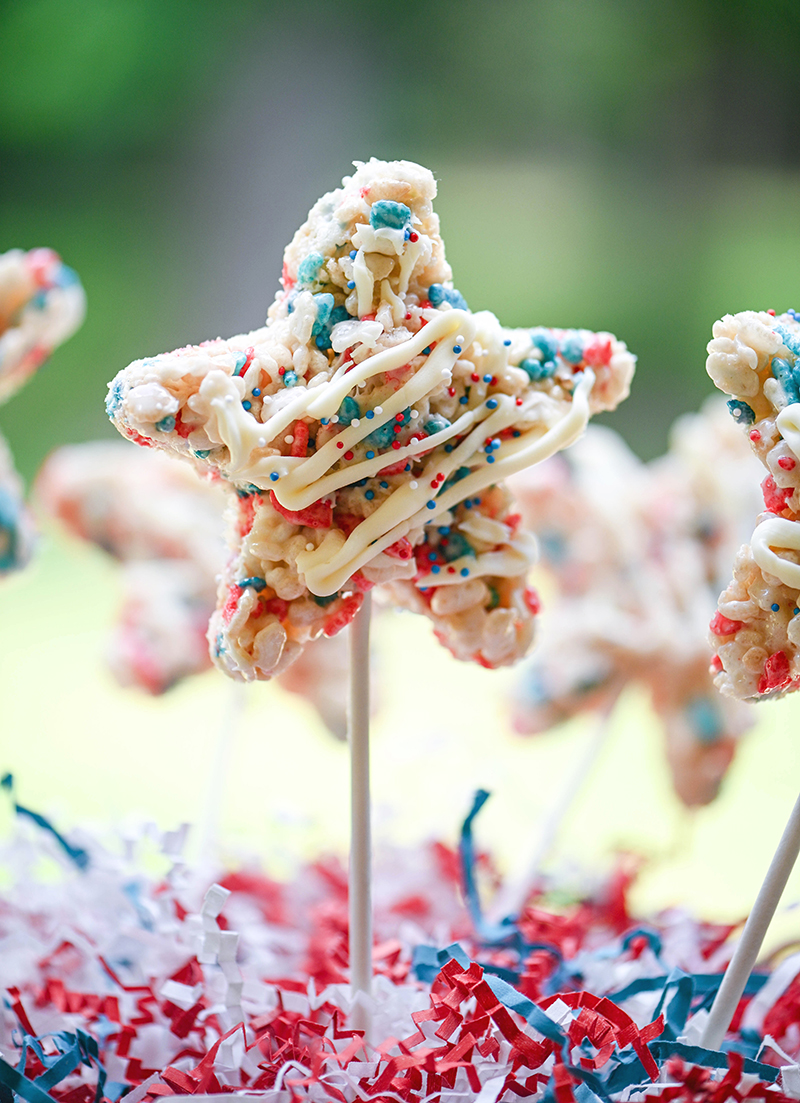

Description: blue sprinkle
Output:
[483,374,492,382]
[422,346,432,355]
[380,481,389,489]
[513,430,521,437]
[423,414,451,435]
[242,400,252,411]
[366,450,375,459]
[464,499,473,508]
[428,283,469,310]
[771,356,800,404]
[428,551,437,561]
[772,603,780,611]
[284,371,298,388]
[487,455,495,463]
[459,396,469,405]
[321,418,329,425]
[366,410,375,419]
[370,200,412,230]
[794,608,799,615]
[438,527,449,535]
[559,331,584,364]
[685,696,724,744]
[404,463,411,471]
[726,399,756,426]
[347,281,355,289]
[350,249,357,259]
[426,500,436,509]
[105,379,124,418]
[365,489,375,500]
[404,226,411,240]
[194,449,211,459]
[270,472,280,482]
[252,388,261,397]
[486,398,498,409]
[315,336,328,349]
[442,532,474,561]
[460,567,470,576]
[311,293,335,339]
[445,444,454,452]
[520,357,556,382]
[337,395,361,425]
[453,345,462,354]
[431,565,440,574]
[297,251,324,285]
[237,576,267,591]
[503,339,511,346]
[155,415,175,432]
[530,327,559,362]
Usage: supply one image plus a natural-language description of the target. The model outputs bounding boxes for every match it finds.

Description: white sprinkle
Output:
[456,334,465,343]
[284,435,294,444]
[305,542,314,551]
[352,418,360,427]
[258,437,266,447]
[374,406,383,415]
[410,409,419,419]
[331,415,339,423]
[409,481,418,489]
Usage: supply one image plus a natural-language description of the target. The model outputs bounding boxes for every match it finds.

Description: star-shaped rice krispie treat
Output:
[36,441,354,732]
[706,310,800,699]
[106,159,635,681]
[0,247,85,578]
[509,400,758,806]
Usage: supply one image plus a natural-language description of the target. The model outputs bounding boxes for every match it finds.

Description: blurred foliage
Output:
[3,0,800,476]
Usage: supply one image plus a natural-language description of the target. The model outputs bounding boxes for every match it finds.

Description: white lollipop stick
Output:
[198,680,246,863]
[702,786,800,1050]
[488,696,617,924]
[348,591,372,1035]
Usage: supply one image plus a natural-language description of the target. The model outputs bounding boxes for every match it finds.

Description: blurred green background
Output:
[4,0,800,475]
[5,0,800,919]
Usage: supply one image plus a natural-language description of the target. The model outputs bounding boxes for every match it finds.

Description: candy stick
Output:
[348,591,372,1032]
[489,695,617,923]
[198,679,246,863]
[702,787,800,1050]
[701,308,800,1047]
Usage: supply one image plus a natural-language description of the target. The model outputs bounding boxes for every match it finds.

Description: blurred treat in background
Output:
[3,0,800,483]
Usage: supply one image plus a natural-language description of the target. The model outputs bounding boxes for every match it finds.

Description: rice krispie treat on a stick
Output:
[509,402,758,806]
[107,158,635,680]
[706,310,800,699]
[36,441,353,732]
[0,247,85,578]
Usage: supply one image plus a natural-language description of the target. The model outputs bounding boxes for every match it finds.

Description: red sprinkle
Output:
[278,366,285,375]
[336,441,344,449]
[392,440,401,449]
[448,387,456,397]
[709,611,744,636]
[523,586,541,616]
[778,456,796,471]
[269,492,332,529]
[291,421,309,457]
[471,373,480,382]
[384,537,414,560]
[409,231,419,242]
[711,654,724,673]
[750,429,761,442]
[762,474,793,513]
[344,450,354,460]
[768,308,776,316]
[758,650,792,695]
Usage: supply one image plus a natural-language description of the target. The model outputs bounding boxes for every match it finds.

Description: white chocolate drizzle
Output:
[751,516,800,589]
[178,308,594,596]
